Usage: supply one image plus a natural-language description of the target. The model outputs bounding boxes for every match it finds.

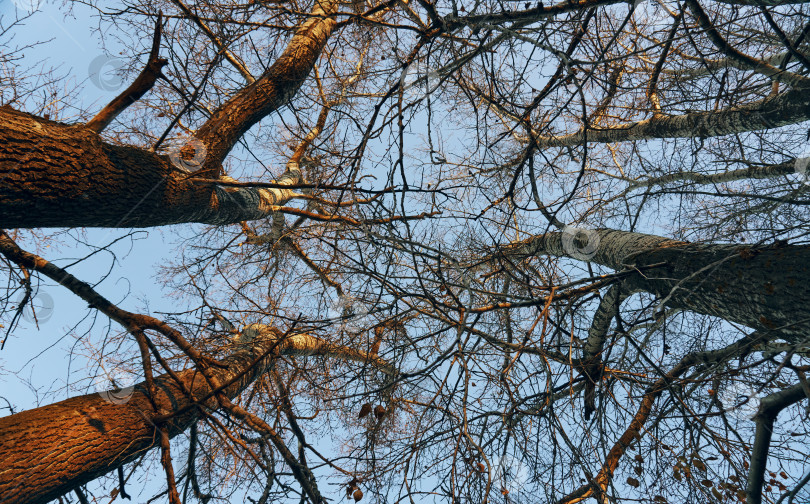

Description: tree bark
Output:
[508,229,810,339]
[0,0,336,229]
[0,326,391,504]
[0,107,301,227]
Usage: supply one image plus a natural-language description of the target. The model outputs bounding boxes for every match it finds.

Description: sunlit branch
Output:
[85,13,168,133]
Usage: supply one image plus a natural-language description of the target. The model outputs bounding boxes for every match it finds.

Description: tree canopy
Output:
[1,0,810,503]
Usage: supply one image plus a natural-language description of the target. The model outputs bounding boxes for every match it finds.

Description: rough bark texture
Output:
[0,108,302,227]
[511,229,810,339]
[0,338,270,504]
[0,326,390,504]
[0,0,336,229]
[0,106,206,227]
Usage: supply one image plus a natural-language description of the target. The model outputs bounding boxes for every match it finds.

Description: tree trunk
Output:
[0,107,300,227]
[510,229,810,338]
[0,0,337,229]
[0,326,389,504]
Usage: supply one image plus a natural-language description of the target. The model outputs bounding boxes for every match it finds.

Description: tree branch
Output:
[195,0,338,173]
[746,384,808,504]
[558,330,773,504]
[85,13,168,133]
[169,0,255,84]
[531,86,810,148]
[581,284,639,420]
[684,0,810,88]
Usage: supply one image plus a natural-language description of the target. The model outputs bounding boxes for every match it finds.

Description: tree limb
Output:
[504,229,810,338]
[746,384,808,504]
[85,13,168,133]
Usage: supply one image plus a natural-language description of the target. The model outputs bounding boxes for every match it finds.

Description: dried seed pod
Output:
[374,405,386,420]
[346,477,359,498]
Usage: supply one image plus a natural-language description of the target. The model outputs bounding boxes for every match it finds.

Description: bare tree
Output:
[1,0,810,503]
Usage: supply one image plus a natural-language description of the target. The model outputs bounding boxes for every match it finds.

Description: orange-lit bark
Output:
[0,325,392,504]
